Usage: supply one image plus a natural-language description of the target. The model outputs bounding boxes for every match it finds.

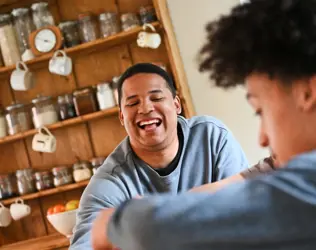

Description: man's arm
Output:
[69,174,127,250]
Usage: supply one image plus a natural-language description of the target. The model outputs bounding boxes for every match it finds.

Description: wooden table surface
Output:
[0,234,70,250]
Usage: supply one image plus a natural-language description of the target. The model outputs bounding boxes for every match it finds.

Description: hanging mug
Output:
[10,198,31,221]
[32,126,57,153]
[137,24,161,49]
[49,50,72,76]
[10,61,35,91]
[0,203,12,227]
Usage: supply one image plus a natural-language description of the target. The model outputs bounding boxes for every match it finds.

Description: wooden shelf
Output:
[1,180,89,206]
[0,106,119,146]
[0,21,160,75]
[0,233,69,250]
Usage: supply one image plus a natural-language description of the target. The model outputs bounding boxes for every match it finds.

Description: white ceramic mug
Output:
[49,50,72,76]
[22,49,35,62]
[0,202,12,227]
[32,126,57,153]
[137,24,161,49]
[10,61,35,91]
[10,198,31,221]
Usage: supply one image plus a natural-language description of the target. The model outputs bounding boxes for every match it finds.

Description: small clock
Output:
[29,26,63,56]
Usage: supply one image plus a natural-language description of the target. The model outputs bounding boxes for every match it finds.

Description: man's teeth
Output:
[139,119,160,126]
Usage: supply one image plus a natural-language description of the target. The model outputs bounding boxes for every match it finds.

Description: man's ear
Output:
[174,95,182,115]
[295,76,316,112]
[119,109,124,126]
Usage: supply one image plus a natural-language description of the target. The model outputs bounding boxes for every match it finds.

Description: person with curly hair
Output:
[91,1,316,249]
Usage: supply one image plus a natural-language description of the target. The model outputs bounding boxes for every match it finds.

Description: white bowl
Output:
[47,209,78,238]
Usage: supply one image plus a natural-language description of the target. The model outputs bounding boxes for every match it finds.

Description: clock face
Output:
[34,29,57,53]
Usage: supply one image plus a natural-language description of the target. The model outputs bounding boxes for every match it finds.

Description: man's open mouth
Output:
[137,119,162,131]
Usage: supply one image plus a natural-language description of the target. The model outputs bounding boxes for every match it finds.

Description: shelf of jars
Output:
[1,180,90,206]
[0,106,119,146]
[0,21,160,75]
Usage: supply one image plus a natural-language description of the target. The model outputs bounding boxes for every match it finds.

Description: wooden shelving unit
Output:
[0,106,119,145]
[1,180,90,206]
[0,22,160,75]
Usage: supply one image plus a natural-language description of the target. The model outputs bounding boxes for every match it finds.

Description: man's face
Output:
[246,73,316,166]
[119,73,181,151]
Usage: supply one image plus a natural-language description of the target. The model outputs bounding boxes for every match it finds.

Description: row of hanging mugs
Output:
[10,50,72,91]
[0,199,31,227]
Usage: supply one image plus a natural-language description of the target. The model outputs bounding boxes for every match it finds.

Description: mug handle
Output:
[15,198,24,204]
[38,126,53,137]
[53,50,67,58]
[142,23,156,32]
[16,61,29,71]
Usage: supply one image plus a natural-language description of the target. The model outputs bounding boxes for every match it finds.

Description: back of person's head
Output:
[199,0,316,87]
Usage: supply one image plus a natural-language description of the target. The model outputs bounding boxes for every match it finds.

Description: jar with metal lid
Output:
[111,76,120,105]
[34,171,54,191]
[90,157,106,175]
[31,95,59,129]
[96,82,116,110]
[120,13,141,31]
[59,21,81,48]
[11,8,35,57]
[0,107,7,138]
[0,14,21,66]
[99,12,120,38]
[31,2,55,29]
[73,87,98,116]
[5,103,33,135]
[16,169,36,195]
[57,94,76,120]
[73,161,92,182]
[78,13,99,43]
[52,166,73,187]
[139,5,157,24]
[0,174,18,200]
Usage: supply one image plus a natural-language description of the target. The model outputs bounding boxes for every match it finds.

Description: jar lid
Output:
[73,87,94,96]
[16,168,34,177]
[52,166,71,175]
[111,76,121,89]
[139,5,155,13]
[73,161,91,169]
[121,13,138,22]
[31,2,49,10]
[32,95,52,104]
[97,82,111,91]
[34,171,51,178]
[6,103,25,111]
[90,156,106,167]
[99,12,116,21]
[0,14,12,24]
[58,20,78,29]
[78,13,94,20]
[12,8,30,17]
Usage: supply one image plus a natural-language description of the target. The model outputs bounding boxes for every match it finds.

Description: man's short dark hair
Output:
[199,0,316,87]
[117,63,176,107]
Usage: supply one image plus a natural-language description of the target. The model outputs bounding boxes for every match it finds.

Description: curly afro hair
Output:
[199,0,316,88]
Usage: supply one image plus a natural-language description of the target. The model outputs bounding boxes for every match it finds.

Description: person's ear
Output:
[119,109,124,126]
[295,76,316,112]
[174,95,182,114]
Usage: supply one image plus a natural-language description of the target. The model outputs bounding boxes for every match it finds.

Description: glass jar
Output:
[99,12,120,38]
[0,174,18,200]
[0,107,7,138]
[11,8,35,57]
[52,166,73,187]
[139,5,157,24]
[121,13,141,31]
[78,13,99,43]
[57,94,76,120]
[0,14,21,66]
[59,21,81,48]
[73,161,92,182]
[16,169,36,195]
[111,76,120,105]
[31,2,55,29]
[31,95,59,129]
[96,82,116,110]
[73,87,98,116]
[5,103,33,135]
[34,171,54,191]
[90,157,106,175]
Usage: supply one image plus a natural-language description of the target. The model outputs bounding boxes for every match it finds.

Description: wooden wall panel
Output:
[0,78,14,107]
[13,68,77,104]
[89,116,126,157]
[117,0,153,13]
[56,0,117,21]
[73,45,132,88]
[25,124,94,169]
[0,141,29,174]
[0,199,46,246]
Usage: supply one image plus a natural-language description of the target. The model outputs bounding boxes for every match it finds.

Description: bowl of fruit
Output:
[46,200,80,238]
